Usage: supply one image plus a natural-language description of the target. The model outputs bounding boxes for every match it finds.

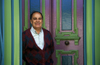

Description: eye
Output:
[39,18,42,20]
[33,18,37,20]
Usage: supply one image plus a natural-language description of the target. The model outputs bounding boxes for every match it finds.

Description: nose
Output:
[36,19,40,22]
[35,19,41,23]
[36,18,40,21]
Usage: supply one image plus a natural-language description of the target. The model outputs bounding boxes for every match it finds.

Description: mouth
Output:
[35,23,40,25]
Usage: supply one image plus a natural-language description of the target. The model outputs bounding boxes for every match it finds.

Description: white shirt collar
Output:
[30,26,43,34]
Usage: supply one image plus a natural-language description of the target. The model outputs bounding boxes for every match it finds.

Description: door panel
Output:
[45,0,83,65]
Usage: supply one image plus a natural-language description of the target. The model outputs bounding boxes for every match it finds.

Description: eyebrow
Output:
[33,17,42,19]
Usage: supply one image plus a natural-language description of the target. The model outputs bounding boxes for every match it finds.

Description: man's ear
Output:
[30,20,32,24]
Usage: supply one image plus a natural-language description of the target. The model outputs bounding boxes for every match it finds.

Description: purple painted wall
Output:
[77,0,83,64]
[45,0,52,31]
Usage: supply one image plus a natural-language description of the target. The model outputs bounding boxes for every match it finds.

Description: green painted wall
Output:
[4,0,12,65]
[14,0,20,65]
[24,0,28,31]
[95,0,100,65]
[86,0,92,65]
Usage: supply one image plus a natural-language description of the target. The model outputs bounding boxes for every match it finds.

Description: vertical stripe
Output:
[56,0,60,31]
[4,0,12,65]
[95,0,100,65]
[22,0,25,31]
[45,0,51,31]
[74,0,77,31]
[11,0,14,65]
[92,0,95,65]
[28,0,30,28]
[42,0,46,29]
[2,0,4,65]
[14,0,19,65]
[86,0,92,65]
[50,0,52,31]
[0,0,2,64]
[84,0,87,65]
[19,0,22,65]
[40,0,42,12]
[24,0,28,31]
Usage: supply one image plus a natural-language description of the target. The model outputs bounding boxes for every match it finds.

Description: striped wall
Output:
[85,0,100,65]
[4,0,22,65]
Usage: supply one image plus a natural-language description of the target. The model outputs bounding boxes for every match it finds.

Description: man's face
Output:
[30,12,43,29]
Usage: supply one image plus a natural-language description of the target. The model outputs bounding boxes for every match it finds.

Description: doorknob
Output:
[65,41,69,45]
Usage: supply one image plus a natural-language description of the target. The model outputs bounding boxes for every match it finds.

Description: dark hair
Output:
[30,11,43,20]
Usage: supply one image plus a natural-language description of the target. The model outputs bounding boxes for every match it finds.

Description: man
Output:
[22,11,54,65]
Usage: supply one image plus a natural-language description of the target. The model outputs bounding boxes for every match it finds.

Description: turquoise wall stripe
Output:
[11,0,14,65]
[1,0,4,65]
[92,0,95,65]
[0,0,2,64]
[84,0,87,65]
[19,0,22,65]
